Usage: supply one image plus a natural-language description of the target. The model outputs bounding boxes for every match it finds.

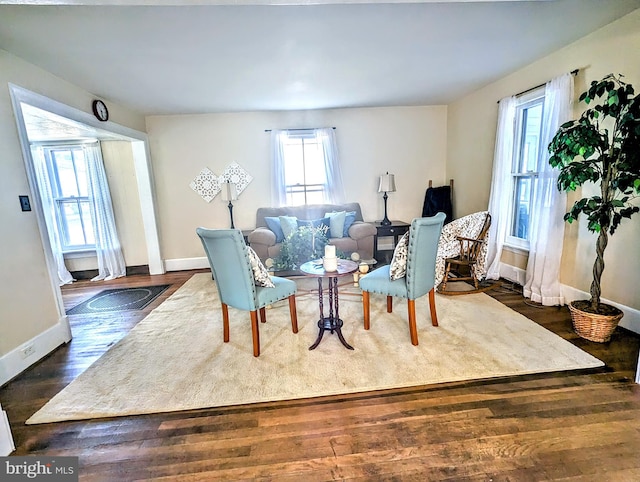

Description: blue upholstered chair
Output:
[196,228,298,357]
[359,213,446,345]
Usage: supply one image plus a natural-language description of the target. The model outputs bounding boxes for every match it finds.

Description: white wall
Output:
[146,105,448,266]
[447,10,640,325]
[0,49,146,383]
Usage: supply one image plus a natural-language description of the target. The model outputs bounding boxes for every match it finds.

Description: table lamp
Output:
[378,172,396,226]
[221,181,238,228]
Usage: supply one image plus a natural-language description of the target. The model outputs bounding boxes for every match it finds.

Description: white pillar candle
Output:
[325,245,336,258]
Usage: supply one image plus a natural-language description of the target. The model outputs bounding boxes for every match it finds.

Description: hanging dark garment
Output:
[422,186,453,224]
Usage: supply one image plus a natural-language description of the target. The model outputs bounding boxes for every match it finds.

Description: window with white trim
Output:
[506,88,544,249]
[43,145,95,251]
[281,130,327,206]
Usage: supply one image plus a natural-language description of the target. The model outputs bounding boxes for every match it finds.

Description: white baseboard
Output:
[498,263,526,286]
[164,257,210,272]
[561,284,640,335]
[0,317,71,387]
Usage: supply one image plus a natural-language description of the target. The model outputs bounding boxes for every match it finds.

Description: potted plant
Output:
[548,73,640,342]
[275,225,329,270]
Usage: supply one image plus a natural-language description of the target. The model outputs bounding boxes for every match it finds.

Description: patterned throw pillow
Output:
[247,246,275,288]
[389,232,409,280]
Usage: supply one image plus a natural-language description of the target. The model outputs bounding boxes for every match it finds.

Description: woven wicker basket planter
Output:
[568,301,624,343]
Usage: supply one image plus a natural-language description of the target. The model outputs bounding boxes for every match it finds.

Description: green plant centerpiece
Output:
[548,73,639,342]
[275,225,329,271]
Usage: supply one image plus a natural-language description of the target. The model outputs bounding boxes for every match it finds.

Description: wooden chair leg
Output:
[363,291,370,330]
[288,295,298,333]
[407,299,418,346]
[250,310,260,357]
[221,303,230,342]
[442,262,452,290]
[387,296,393,313]
[429,288,438,327]
[259,307,266,323]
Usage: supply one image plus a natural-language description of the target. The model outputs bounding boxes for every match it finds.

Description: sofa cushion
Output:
[324,211,347,238]
[279,215,298,238]
[297,217,330,234]
[264,216,285,243]
[255,203,364,228]
[343,211,357,237]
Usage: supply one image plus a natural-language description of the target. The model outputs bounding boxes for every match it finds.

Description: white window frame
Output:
[42,144,96,253]
[504,88,545,251]
[282,130,327,206]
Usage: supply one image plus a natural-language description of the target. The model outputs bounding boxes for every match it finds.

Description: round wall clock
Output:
[92,99,109,121]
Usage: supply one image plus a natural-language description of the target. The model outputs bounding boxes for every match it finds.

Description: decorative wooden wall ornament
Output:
[219,162,253,196]
[190,167,221,203]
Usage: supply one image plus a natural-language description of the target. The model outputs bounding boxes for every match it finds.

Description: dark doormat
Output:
[66,285,171,315]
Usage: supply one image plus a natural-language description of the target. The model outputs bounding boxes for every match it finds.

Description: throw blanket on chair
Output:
[422,186,453,224]
[435,211,490,288]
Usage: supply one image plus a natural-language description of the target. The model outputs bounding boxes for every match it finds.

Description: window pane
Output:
[512,177,532,239]
[80,201,95,245]
[74,150,89,197]
[61,201,85,246]
[303,140,326,185]
[53,150,80,197]
[518,102,543,173]
[60,200,94,247]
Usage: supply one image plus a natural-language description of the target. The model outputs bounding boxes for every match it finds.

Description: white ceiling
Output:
[1,0,639,116]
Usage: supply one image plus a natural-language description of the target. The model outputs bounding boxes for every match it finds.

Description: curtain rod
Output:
[264,127,336,132]
[496,69,579,104]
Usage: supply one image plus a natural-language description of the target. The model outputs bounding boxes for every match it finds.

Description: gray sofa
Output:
[248,202,377,261]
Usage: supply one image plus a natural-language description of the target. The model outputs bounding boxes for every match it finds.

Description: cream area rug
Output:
[27,273,603,424]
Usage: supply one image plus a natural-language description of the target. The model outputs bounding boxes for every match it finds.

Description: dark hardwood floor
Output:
[1,271,639,481]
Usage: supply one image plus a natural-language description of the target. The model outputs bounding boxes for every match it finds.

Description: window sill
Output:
[63,249,96,259]
[502,243,529,256]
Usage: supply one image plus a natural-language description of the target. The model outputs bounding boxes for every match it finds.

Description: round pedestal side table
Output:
[299,259,359,350]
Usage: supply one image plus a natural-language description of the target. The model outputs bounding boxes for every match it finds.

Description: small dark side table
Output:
[299,259,359,350]
[373,221,410,265]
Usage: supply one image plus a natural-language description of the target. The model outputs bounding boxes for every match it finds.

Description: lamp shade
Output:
[378,173,396,193]
[221,182,238,201]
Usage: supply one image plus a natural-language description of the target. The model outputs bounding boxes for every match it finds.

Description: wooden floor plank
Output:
[1,270,639,481]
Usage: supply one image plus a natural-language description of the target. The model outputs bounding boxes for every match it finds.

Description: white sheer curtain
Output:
[485,96,516,281]
[84,143,126,281]
[270,128,345,206]
[523,73,573,306]
[270,130,288,207]
[31,146,75,285]
[318,127,345,204]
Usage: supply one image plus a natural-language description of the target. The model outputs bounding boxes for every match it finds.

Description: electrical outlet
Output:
[20,344,35,359]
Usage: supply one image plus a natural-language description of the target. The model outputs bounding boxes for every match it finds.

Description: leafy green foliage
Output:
[549,73,640,235]
[274,225,329,270]
[548,73,640,310]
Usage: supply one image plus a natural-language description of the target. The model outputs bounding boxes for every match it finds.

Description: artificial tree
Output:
[548,73,639,337]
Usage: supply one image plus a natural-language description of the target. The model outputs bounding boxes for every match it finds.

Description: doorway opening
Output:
[9,84,164,336]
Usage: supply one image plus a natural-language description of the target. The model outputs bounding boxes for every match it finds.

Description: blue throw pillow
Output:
[279,216,298,239]
[297,217,330,235]
[324,211,347,239]
[264,216,284,243]
[343,211,357,237]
